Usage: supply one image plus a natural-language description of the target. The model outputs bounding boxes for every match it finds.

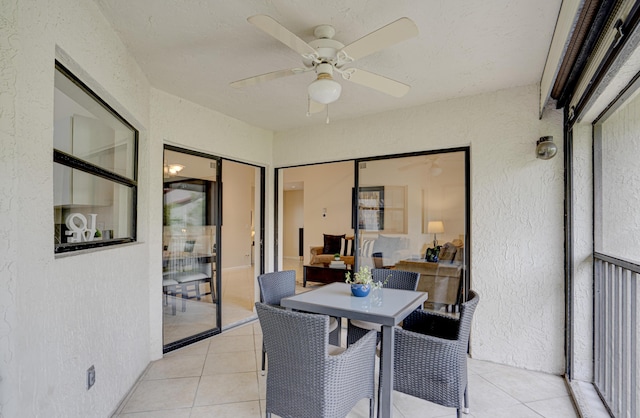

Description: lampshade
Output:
[308,73,342,104]
[536,136,557,160]
[427,221,444,234]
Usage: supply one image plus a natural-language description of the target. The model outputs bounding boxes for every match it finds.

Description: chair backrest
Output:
[456,290,479,347]
[257,270,296,305]
[372,268,420,291]
[255,302,330,403]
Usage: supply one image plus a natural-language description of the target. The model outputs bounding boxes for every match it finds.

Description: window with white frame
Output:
[53,62,138,253]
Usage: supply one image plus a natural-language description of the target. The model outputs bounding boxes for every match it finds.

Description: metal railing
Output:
[594,252,639,418]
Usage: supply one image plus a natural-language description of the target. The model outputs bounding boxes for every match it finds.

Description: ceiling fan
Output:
[230,15,419,117]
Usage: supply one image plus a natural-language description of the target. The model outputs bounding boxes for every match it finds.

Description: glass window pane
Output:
[598,91,640,263]
[54,163,133,250]
[357,152,467,309]
[54,70,136,179]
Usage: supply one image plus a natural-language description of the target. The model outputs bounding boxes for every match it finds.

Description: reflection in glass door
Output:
[163,148,220,351]
[356,150,469,309]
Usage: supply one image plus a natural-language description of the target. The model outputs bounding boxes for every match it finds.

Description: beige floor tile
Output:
[202,349,257,375]
[470,403,546,418]
[392,390,455,418]
[117,408,192,418]
[115,259,583,417]
[467,373,521,411]
[208,334,256,353]
[190,401,262,418]
[526,395,579,417]
[481,366,568,403]
[194,372,260,406]
[144,355,205,380]
[121,377,200,413]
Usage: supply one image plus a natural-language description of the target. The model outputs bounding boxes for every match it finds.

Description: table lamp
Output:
[427,221,444,248]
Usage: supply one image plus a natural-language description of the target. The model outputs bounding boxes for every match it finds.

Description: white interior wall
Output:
[283,190,304,258]
[274,85,565,374]
[283,162,354,264]
[222,160,256,269]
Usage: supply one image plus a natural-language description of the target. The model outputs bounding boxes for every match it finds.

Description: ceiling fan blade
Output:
[248,15,317,58]
[230,68,307,88]
[339,17,418,62]
[342,68,410,97]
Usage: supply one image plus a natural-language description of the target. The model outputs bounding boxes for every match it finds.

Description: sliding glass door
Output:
[275,149,470,310]
[163,146,263,352]
[355,150,470,308]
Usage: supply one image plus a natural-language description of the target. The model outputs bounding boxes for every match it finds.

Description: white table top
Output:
[281,282,428,326]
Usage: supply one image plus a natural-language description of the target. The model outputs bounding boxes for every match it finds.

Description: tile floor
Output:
[114,319,578,418]
[141,259,578,417]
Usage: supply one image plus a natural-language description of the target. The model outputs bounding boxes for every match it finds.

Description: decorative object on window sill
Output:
[65,213,97,242]
[536,136,557,160]
[427,220,444,248]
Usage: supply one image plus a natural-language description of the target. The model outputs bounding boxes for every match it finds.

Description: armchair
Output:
[256,302,377,418]
[393,290,480,417]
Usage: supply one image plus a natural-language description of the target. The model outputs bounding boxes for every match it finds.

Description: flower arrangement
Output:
[345,265,387,290]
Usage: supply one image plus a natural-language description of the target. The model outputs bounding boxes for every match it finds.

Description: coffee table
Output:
[303,264,351,287]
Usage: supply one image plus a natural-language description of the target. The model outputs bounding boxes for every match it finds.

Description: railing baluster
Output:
[593,253,639,418]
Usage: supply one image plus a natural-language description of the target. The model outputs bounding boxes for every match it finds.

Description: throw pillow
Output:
[323,234,345,255]
[372,234,402,257]
[360,239,375,257]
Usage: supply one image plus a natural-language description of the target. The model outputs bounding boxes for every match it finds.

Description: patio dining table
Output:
[281,282,428,418]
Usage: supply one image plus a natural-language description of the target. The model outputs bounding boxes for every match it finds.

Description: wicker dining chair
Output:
[257,270,339,374]
[393,290,479,418]
[346,268,420,347]
[256,302,377,418]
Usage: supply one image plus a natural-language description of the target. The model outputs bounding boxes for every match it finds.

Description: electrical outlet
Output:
[87,365,95,390]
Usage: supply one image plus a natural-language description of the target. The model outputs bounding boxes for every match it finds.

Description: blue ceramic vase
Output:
[351,283,371,297]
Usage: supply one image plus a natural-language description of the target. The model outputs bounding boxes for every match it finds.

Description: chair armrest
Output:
[327,329,377,393]
[310,246,324,256]
[394,327,462,372]
[331,329,377,362]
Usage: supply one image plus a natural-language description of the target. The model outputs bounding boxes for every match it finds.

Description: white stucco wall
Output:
[2,1,274,417]
[274,85,566,374]
[5,0,152,417]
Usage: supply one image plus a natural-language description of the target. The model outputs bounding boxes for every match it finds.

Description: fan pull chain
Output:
[325,105,330,124]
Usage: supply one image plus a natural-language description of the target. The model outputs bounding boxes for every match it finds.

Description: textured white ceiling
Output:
[95,0,562,132]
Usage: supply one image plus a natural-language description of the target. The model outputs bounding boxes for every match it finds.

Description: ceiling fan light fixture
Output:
[164,163,185,176]
[308,73,342,104]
